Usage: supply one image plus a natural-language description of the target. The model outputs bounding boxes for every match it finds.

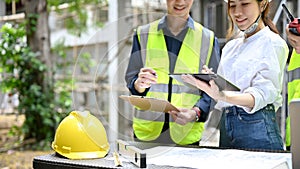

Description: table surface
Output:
[33,141,188,169]
[33,141,291,169]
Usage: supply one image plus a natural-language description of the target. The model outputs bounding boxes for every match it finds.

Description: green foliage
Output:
[48,0,108,36]
[48,0,108,9]
[1,0,106,150]
[78,52,96,74]
[0,23,72,148]
[5,0,20,3]
[51,39,73,111]
[25,13,39,35]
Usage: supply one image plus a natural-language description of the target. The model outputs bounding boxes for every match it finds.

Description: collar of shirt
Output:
[243,26,270,42]
[157,15,195,31]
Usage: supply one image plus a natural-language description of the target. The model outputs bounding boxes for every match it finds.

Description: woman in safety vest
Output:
[125,0,220,145]
[182,0,288,150]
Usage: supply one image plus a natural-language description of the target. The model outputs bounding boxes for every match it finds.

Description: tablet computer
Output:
[169,73,240,91]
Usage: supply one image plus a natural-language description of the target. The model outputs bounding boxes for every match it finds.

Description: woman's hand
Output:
[134,68,157,93]
[181,74,224,101]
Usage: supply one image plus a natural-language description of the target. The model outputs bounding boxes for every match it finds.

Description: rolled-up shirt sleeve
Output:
[244,44,287,113]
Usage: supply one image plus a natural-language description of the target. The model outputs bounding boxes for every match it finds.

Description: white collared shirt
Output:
[215,27,289,113]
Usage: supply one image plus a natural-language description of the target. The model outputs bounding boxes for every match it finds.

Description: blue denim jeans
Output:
[219,105,284,150]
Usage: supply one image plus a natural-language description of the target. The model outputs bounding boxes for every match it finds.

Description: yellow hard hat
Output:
[52,111,110,159]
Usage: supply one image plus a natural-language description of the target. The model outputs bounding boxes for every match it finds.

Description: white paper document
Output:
[145,146,292,169]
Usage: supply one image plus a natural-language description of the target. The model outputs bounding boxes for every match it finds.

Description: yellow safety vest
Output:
[286,50,300,147]
[133,19,214,145]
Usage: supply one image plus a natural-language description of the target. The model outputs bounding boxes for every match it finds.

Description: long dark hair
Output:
[226,0,279,40]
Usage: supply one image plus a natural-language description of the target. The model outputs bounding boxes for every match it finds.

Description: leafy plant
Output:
[0,0,107,150]
[48,0,108,36]
[0,23,72,149]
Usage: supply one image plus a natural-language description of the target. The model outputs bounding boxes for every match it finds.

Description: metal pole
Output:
[298,0,300,17]
[108,0,118,143]
[272,0,287,25]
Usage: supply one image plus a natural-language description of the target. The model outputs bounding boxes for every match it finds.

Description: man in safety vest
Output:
[285,26,300,150]
[125,0,220,145]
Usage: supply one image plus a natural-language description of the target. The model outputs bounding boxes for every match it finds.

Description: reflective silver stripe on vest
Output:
[134,109,165,121]
[134,109,176,122]
[149,84,201,95]
[139,24,150,66]
[288,67,300,82]
[199,27,213,71]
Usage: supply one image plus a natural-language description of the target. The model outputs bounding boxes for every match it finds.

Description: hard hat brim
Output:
[52,141,110,160]
[56,150,109,160]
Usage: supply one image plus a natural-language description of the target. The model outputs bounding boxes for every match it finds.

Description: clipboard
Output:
[119,95,179,113]
[169,73,240,91]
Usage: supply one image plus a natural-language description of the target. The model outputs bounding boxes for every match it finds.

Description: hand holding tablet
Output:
[169,73,240,91]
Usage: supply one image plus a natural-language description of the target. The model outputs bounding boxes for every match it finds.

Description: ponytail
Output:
[262,4,279,34]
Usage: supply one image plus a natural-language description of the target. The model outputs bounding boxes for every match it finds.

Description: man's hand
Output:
[169,108,198,125]
[134,68,157,93]
[286,25,300,54]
